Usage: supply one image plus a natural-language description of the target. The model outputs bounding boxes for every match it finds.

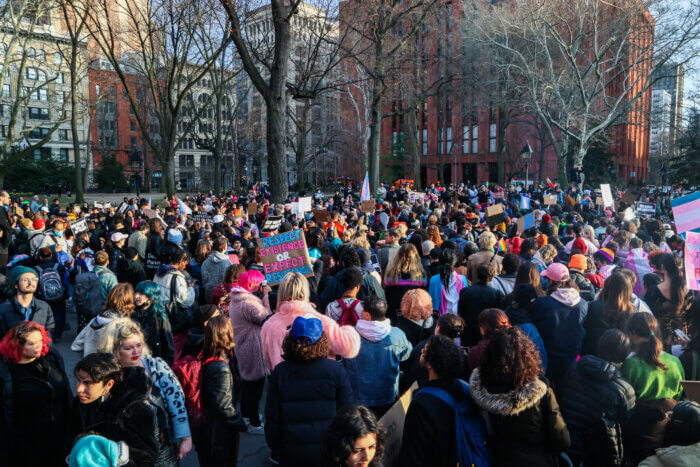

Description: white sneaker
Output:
[247,422,265,435]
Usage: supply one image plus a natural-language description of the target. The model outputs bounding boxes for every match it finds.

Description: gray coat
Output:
[0,296,55,336]
[201,251,231,302]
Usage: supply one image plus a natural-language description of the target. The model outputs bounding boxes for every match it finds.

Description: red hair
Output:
[0,321,51,363]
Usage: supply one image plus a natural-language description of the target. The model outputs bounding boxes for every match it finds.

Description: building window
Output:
[130,137,136,147]
[25,67,37,80]
[59,129,69,141]
[95,84,100,95]
[446,127,452,154]
[59,148,69,162]
[471,125,478,153]
[392,131,397,157]
[422,128,427,155]
[28,107,49,120]
[27,127,49,139]
[54,52,61,65]
[130,120,136,132]
[0,125,8,137]
[56,90,66,104]
[1,84,9,98]
[489,123,497,153]
[462,125,469,154]
[437,129,442,155]
[56,72,65,84]
[30,88,48,101]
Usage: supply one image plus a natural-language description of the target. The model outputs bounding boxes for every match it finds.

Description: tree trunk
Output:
[70,46,84,203]
[368,90,383,194]
[497,111,507,186]
[214,155,222,193]
[164,157,175,196]
[406,110,422,191]
[558,154,569,186]
[266,97,289,203]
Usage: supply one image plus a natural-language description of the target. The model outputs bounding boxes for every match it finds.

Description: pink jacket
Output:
[260,300,361,371]
[229,287,272,381]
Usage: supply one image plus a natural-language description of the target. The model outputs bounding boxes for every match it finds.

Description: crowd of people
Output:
[0,179,698,466]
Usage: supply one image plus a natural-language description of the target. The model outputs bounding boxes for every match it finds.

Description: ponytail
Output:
[627,312,666,370]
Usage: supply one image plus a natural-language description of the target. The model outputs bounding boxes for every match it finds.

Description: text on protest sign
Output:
[361,200,375,213]
[298,197,312,214]
[192,211,212,223]
[543,195,557,205]
[600,184,614,209]
[486,203,505,227]
[257,230,313,285]
[635,202,656,217]
[69,218,89,234]
[262,215,283,232]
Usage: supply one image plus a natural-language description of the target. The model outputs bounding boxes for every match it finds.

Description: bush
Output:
[4,158,74,193]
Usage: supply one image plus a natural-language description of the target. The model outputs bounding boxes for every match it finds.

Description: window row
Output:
[418,123,499,156]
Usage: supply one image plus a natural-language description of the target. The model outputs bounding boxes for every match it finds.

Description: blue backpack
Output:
[416,379,491,467]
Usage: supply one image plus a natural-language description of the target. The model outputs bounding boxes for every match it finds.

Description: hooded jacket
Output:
[72,366,160,466]
[261,300,361,370]
[559,355,636,466]
[0,295,55,337]
[71,311,119,357]
[343,319,412,406]
[200,251,232,302]
[228,286,271,381]
[318,266,386,313]
[469,368,570,466]
[532,290,588,387]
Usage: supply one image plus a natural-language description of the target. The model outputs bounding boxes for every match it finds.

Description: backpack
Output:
[172,354,223,430]
[416,379,492,467]
[337,298,361,326]
[166,274,195,333]
[73,270,106,319]
[35,265,64,302]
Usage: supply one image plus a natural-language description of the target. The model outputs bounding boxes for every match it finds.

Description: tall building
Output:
[0,5,90,183]
[337,0,652,186]
[653,63,685,151]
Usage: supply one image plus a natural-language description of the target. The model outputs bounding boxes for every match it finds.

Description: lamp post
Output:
[520,141,533,188]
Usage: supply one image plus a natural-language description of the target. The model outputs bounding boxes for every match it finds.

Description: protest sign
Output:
[379,383,417,464]
[600,184,614,208]
[361,200,375,213]
[247,201,258,215]
[257,230,313,285]
[117,202,129,214]
[671,191,700,234]
[408,191,416,203]
[635,202,656,217]
[596,196,604,206]
[93,201,111,209]
[298,197,312,214]
[621,192,638,205]
[262,215,283,232]
[192,211,212,224]
[622,207,636,222]
[486,203,505,227]
[312,209,332,225]
[69,218,89,234]
[142,209,167,228]
[685,232,700,291]
[517,212,535,234]
[290,202,300,216]
[543,195,557,205]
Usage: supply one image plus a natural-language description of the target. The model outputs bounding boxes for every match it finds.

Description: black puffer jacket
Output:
[458,283,505,348]
[131,307,175,366]
[559,355,636,466]
[265,357,354,466]
[469,369,571,467]
[73,366,160,466]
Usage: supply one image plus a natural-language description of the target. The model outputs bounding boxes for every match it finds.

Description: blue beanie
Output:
[167,228,183,245]
[69,435,129,467]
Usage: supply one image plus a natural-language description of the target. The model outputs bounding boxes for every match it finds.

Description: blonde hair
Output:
[342,228,356,243]
[351,236,370,249]
[277,272,310,304]
[538,244,557,264]
[97,318,150,357]
[478,231,497,250]
[385,243,425,282]
[395,223,408,239]
[400,289,433,321]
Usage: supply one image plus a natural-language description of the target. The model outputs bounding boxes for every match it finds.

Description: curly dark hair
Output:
[322,405,386,466]
[282,332,330,362]
[422,335,464,380]
[480,327,542,389]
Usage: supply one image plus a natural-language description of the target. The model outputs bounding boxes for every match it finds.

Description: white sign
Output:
[298,197,312,214]
[600,184,614,209]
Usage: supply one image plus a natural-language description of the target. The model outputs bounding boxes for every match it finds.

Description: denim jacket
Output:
[343,320,412,406]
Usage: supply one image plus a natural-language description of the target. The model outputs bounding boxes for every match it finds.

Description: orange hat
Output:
[536,233,548,248]
[568,254,587,271]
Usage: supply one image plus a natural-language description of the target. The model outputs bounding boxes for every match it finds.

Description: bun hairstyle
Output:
[436,313,465,339]
[626,312,666,370]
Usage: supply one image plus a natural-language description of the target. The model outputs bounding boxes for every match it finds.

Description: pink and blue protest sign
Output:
[257,230,313,285]
[685,232,700,291]
[671,191,700,234]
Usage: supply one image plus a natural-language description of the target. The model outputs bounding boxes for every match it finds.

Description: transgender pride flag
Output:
[360,172,371,201]
[520,194,531,210]
[671,191,700,234]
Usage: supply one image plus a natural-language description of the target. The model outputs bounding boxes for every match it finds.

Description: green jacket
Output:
[621,352,685,401]
[93,265,117,300]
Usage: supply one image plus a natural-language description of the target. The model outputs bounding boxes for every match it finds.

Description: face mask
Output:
[54,230,64,237]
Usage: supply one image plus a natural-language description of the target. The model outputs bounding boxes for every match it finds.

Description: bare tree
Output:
[469,0,700,184]
[87,0,231,195]
[0,0,69,186]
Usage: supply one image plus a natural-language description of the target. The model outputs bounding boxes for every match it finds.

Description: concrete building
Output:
[0,6,90,181]
[653,63,685,152]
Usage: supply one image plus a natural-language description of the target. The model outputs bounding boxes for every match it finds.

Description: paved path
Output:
[55,309,272,466]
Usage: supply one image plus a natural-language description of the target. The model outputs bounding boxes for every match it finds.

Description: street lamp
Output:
[520,141,533,187]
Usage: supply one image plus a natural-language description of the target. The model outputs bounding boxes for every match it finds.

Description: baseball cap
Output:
[290,314,323,344]
[33,218,46,229]
[541,262,570,282]
[110,232,128,242]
